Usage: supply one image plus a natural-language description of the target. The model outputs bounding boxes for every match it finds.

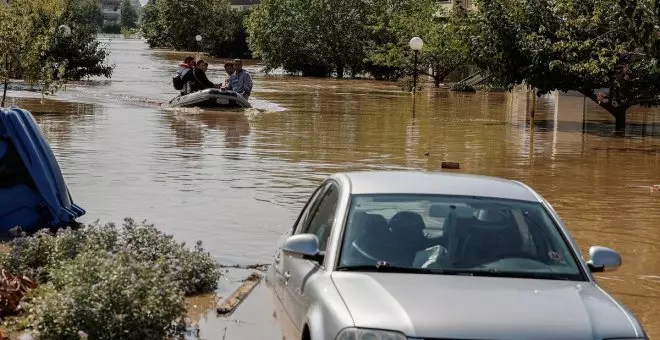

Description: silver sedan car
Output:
[265,171,647,340]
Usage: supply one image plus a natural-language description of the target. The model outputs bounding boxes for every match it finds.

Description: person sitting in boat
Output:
[188,60,221,93]
[222,61,235,88]
[173,56,195,96]
[224,59,253,100]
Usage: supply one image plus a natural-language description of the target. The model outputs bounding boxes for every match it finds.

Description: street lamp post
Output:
[195,35,202,57]
[409,36,424,96]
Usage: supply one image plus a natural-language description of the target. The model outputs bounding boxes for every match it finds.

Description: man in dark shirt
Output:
[185,60,219,93]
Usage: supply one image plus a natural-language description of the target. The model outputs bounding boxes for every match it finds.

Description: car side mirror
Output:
[282,234,324,263]
[587,246,621,273]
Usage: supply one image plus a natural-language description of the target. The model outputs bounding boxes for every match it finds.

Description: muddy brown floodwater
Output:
[3,35,660,339]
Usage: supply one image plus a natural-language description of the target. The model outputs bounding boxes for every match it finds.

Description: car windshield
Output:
[337,194,586,281]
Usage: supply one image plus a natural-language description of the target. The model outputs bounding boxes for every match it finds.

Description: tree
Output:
[121,0,138,29]
[363,0,469,86]
[64,0,103,30]
[142,0,168,48]
[43,0,114,81]
[469,0,660,129]
[0,0,114,106]
[423,7,471,87]
[246,0,369,77]
[0,0,67,103]
[44,26,114,81]
[205,9,252,58]
[141,0,237,54]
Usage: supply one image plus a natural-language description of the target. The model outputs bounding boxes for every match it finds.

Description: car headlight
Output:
[336,327,407,340]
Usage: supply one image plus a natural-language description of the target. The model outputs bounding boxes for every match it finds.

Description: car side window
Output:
[303,184,339,252]
[292,183,328,234]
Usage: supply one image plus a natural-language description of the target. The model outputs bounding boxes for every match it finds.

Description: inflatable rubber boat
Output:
[0,108,85,233]
[168,89,252,109]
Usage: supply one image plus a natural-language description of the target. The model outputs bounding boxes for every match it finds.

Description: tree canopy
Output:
[142,0,241,57]
[0,0,114,104]
[246,0,468,82]
[0,0,66,92]
[44,0,114,81]
[245,0,369,77]
[363,0,469,85]
[121,0,139,29]
[468,0,660,128]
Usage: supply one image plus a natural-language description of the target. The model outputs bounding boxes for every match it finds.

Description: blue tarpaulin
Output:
[0,108,85,232]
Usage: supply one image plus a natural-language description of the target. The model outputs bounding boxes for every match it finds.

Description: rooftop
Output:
[333,171,541,202]
[230,0,260,5]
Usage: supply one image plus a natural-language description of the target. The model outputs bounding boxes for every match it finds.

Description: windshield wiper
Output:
[336,262,477,276]
[336,263,578,281]
[464,268,577,281]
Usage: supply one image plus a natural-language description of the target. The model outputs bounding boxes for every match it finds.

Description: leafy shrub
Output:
[450,83,476,92]
[0,219,221,296]
[121,27,141,39]
[101,24,122,34]
[25,249,186,340]
[398,76,424,92]
[117,219,221,296]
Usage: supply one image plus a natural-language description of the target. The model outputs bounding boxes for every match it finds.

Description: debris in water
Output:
[441,162,460,169]
[216,273,261,316]
[218,263,270,272]
[628,184,660,192]
[0,269,36,317]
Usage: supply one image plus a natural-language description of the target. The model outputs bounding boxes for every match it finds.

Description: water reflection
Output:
[196,111,251,149]
[8,97,101,151]
[162,111,206,149]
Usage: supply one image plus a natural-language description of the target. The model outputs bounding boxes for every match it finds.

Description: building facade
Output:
[230,0,261,11]
[100,0,142,25]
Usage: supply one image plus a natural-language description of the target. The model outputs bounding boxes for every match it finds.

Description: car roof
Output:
[332,171,541,202]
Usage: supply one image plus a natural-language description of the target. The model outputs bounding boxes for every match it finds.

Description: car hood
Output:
[331,272,644,339]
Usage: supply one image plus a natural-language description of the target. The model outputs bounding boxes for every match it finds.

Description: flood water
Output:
[4,36,660,339]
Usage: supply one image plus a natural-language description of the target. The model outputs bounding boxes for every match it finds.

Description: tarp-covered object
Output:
[0,108,85,232]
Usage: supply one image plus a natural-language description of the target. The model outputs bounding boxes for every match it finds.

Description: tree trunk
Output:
[613,108,626,131]
[579,89,628,131]
[336,64,344,79]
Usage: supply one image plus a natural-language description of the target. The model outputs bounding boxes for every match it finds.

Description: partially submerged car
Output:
[266,171,647,340]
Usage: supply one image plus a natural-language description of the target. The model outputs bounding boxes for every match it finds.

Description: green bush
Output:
[0,218,221,296]
[0,219,221,338]
[25,249,186,340]
[398,76,424,92]
[117,219,221,296]
[450,83,476,92]
[121,27,141,39]
[101,24,122,34]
